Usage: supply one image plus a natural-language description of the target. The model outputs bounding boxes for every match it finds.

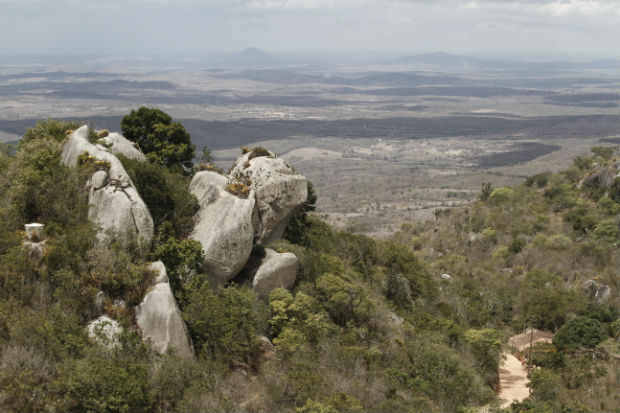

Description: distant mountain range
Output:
[0,49,616,71]
[386,52,619,71]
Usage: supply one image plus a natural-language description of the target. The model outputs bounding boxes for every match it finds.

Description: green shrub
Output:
[481,227,497,244]
[553,317,607,351]
[544,234,572,251]
[592,219,619,241]
[488,187,514,205]
[562,204,597,233]
[21,119,79,144]
[315,273,374,327]
[508,237,526,254]
[119,155,199,239]
[182,281,267,365]
[151,237,203,291]
[62,350,152,413]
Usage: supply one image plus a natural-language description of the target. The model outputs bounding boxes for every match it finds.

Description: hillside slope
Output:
[0,119,618,413]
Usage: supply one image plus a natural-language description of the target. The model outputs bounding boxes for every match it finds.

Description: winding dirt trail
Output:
[497,351,530,407]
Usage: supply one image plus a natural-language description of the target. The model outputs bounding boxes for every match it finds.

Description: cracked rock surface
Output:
[60,126,154,249]
[229,151,308,244]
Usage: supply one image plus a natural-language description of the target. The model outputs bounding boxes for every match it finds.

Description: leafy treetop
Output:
[120,107,195,172]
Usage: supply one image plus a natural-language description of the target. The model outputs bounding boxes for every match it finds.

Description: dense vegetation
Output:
[0,118,618,412]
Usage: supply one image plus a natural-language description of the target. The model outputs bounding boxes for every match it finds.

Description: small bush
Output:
[248,146,272,160]
[592,219,619,241]
[544,234,572,251]
[508,237,526,254]
[196,163,223,174]
[21,119,79,144]
[227,182,251,198]
[488,187,514,205]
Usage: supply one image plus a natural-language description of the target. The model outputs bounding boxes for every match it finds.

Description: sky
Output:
[0,0,618,59]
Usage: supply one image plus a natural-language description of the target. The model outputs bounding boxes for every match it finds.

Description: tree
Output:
[553,316,607,351]
[478,182,492,203]
[120,107,195,171]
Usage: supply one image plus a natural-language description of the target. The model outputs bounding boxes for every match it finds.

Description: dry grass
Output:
[227,182,251,198]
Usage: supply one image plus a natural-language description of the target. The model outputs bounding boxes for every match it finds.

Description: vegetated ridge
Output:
[0,115,618,413]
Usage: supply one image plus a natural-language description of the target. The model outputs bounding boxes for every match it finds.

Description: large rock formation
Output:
[100,132,147,162]
[60,126,154,248]
[188,171,257,285]
[252,248,298,301]
[229,150,308,244]
[136,282,194,358]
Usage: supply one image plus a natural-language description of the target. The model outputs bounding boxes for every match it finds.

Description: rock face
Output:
[581,279,612,303]
[87,315,122,348]
[149,260,169,284]
[582,160,619,190]
[136,283,194,358]
[229,151,308,244]
[252,248,298,300]
[188,171,256,284]
[595,285,611,303]
[100,132,146,162]
[60,126,154,248]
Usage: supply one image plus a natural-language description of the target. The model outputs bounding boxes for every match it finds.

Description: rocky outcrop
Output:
[149,260,169,284]
[581,160,619,190]
[87,315,122,348]
[252,248,298,300]
[100,132,147,162]
[60,126,154,248]
[136,282,194,358]
[188,171,256,285]
[229,150,308,244]
[581,279,612,303]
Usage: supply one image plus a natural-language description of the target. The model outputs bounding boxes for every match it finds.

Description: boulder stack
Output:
[189,149,307,292]
[229,150,308,244]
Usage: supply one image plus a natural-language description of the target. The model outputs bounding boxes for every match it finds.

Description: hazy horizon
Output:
[1,0,618,60]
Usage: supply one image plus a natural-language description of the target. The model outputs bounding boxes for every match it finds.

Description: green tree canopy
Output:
[120,107,195,171]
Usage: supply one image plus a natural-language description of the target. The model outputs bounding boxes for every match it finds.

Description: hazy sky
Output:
[1,0,618,58]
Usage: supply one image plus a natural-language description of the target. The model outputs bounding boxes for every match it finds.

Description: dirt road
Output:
[498,351,530,408]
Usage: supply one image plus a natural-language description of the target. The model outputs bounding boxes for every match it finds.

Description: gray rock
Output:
[229,151,308,244]
[95,290,107,313]
[387,311,404,325]
[595,285,611,303]
[439,273,452,280]
[149,260,169,284]
[582,279,598,297]
[252,248,298,301]
[188,171,256,284]
[136,282,194,358]
[100,132,146,162]
[91,170,108,190]
[61,126,154,249]
[87,315,122,348]
[582,161,620,190]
